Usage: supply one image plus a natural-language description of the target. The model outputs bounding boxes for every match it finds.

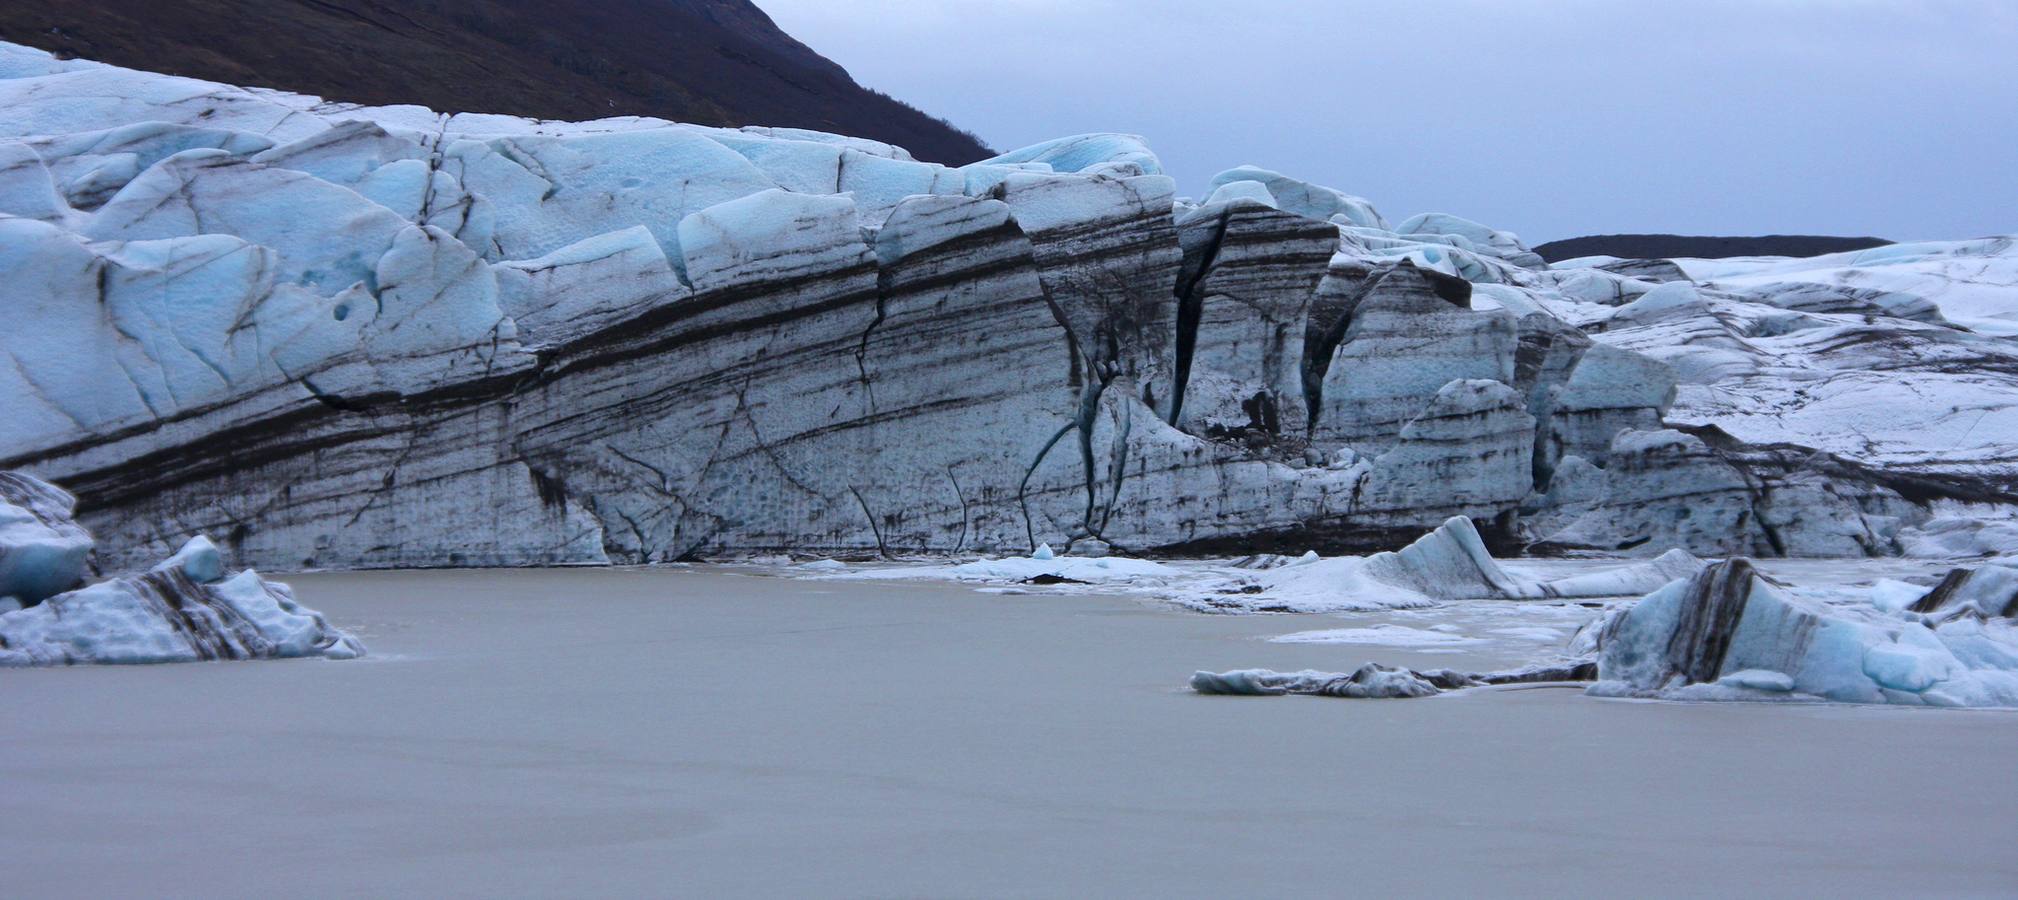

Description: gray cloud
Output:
[762,0,2016,242]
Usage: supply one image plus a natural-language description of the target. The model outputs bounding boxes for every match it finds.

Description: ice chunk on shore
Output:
[1177,517,1523,612]
[1189,517,1705,613]
[1359,515,1538,600]
[0,535,362,666]
[0,471,361,666]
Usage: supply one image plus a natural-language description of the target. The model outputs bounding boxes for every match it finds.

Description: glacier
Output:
[0,40,2016,578]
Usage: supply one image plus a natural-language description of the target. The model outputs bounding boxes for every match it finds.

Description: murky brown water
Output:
[3,566,2014,897]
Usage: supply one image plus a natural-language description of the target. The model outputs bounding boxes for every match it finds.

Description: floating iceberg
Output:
[1587,559,2018,706]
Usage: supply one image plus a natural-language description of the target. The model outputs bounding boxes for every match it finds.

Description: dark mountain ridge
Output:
[0,0,993,165]
[1535,234,1892,263]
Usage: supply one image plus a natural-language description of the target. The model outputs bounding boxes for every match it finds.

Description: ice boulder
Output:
[252,120,493,247]
[86,150,437,293]
[1549,269,1658,306]
[1541,343,1677,469]
[250,119,428,188]
[0,471,93,606]
[0,534,362,666]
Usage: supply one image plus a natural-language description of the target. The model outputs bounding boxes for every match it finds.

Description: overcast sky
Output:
[761,0,2016,244]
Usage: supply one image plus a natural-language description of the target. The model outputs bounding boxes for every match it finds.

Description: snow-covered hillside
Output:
[2,41,2016,571]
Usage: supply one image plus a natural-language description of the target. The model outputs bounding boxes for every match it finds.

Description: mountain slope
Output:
[1534,234,1891,263]
[0,0,991,164]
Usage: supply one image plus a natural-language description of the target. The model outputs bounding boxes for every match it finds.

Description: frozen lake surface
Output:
[5,563,2017,897]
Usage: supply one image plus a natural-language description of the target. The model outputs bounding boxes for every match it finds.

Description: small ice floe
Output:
[1191,661,1596,699]
[825,549,1181,587]
[1267,624,1483,647]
